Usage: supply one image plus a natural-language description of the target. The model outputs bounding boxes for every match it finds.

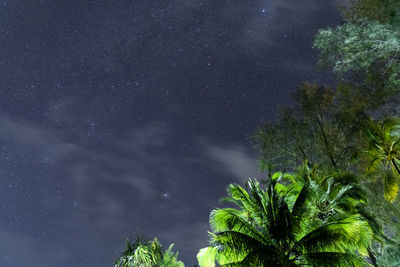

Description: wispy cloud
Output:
[202,140,262,182]
[0,115,261,265]
[0,116,182,265]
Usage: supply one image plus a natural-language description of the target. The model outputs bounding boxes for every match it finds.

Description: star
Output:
[0,1,345,266]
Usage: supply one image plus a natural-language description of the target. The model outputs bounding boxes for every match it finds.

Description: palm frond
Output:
[212,231,275,256]
[383,170,399,202]
[302,251,363,266]
[209,208,266,242]
[296,215,372,254]
[197,247,217,267]
[198,176,372,267]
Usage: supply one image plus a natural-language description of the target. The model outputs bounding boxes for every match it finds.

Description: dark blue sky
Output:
[0,0,344,266]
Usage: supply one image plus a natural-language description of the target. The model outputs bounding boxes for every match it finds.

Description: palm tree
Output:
[286,164,383,266]
[276,164,368,219]
[197,176,373,267]
[115,236,185,267]
[365,117,400,202]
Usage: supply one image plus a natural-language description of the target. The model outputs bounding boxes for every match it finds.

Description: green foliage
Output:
[198,175,373,267]
[363,178,400,266]
[225,1,400,265]
[363,117,400,202]
[314,0,400,91]
[314,21,400,88]
[375,242,400,267]
[255,82,377,173]
[254,78,400,263]
[343,0,400,25]
[161,245,185,267]
[115,237,185,267]
[258,1,400,264]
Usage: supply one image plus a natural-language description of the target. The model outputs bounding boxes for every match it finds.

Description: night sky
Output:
[0,1,345,266]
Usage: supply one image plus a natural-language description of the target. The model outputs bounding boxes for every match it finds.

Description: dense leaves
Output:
[198,175,373,266]
[314,21,400,88]
[314,0,400,91]
[115,237,184,267]
[315,22,399,72]
[364,118,400,202]
[255,82,376,173]
[343,0,400,25]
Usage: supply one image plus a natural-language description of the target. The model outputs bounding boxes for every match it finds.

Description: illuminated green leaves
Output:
[115,238,184,267]
[314,21,400,84]
[365,118,400,202]
[198,175,373,266]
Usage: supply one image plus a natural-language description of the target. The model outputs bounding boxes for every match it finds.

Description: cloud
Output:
[0,116,181,264]
[0,115,264,266]
[0,115,240,265]
[123,122,170,147]
[0,116,169,194]
[202,141,262,181]
[0,116,62,148]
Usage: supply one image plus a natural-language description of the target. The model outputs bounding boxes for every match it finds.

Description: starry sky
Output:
[0,1,346,266]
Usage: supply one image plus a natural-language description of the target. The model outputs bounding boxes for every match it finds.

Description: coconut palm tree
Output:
[197,176,373,267]
[283,164,383,266]
[115,236,185,267]
[365,117,400,202]
[275,164,368,219]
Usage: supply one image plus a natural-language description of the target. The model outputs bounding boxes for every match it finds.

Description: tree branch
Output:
[315,114,337,167]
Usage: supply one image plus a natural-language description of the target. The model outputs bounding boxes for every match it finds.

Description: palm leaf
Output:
[210,208,267,242]
[198,177,372,267]
[383,170,399,202]
[197,247,217,267]
[302,252,363,266]
[296,215,372,254]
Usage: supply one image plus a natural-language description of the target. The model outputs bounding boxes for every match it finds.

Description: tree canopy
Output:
[115,237,185,267]
[198,173,373,266]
